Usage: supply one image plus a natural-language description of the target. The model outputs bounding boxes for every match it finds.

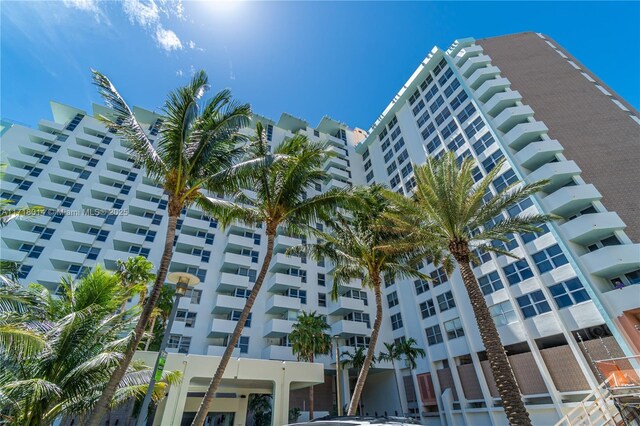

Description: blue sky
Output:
[2,1,639,131]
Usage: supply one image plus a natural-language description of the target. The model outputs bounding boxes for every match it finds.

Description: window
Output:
[438,68,453,85]
[398,149,409,164]
[490,301,518,326]
[587,235,623,253]
[408,89,421,105]
[416,111,430,128]
[318,293,327,307]
[237,336,249,354]
[444,318,464,340]
[507,197,534,218]
[493,169,518,193]
[387,291,399,308]
[391,313,403,330]
[420,74,434,91]
[185,289,202,304]
[318,273,326,287]
[379,128,388,141]
[366,171,374,182]
[362,149,370,160]
[482,150,504,173]
[503,259,534,285]
[176,310,197,327]
[457,103,476,123]
[18,265,32,279]
[532,244,568,273]
[168,335,190,353]
[400,163,413,178]
[266,124,273,141]
[433,58,447,75]
[384,150,394,163]
[347,336,371,349]
[231,310,252,327]
[421,123,436,141]
[429,96,445,113]
[435,108,451,126]
[420,299,436,318]
[385,275,396,288]
[450,91,468,110]
[406,176,416,191]
[412,99,426,116]
[414,279,429,295]
[19,244,44,259]
[521,224,550,244]
[437,291,455,311]
[425,325,443,345]
[472,132,495,155]
[388,116,398,130]
[447,134,465,152]
[491,233,518,253]
[444,79,461,97]
[425,135,441,154]
[381,140,391,153]
[364,159,372,171]
[286,288,307,304]
[390,174,401,188]
[345,312,371,328]
[425,85,438,101]
[390,127,401,141]
[549,278,590,308]
[345,289,368,305]
[474,248,491,264]
[440,121,458,139]
[387,162,397,175]
[478,271,504,296]
[464,117,485,138]
[394,137,406,152]
[430,267,448,286]
[517,290,551,318]
[610,270,640,288]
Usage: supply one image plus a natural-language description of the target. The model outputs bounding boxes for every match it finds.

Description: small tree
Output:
[378,342,405,414]
[399,337,426,412]
[289,311,332,419]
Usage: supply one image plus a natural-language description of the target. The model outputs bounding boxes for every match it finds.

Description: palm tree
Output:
[86,69,251,424]
[340,347,375,415]
[399,337,426,413]
[144,284,175,351]
[191,123,353,425]
[289,311,332,419]
[300,185,429,415]
[378,342,405,414]
[115,256,155,312]
[387,152,554,426]
[0,267,181,425]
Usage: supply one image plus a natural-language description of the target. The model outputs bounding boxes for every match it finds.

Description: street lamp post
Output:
[333,335,342,416]
[136,272,199,426]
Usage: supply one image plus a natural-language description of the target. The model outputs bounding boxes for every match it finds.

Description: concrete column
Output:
[340,368,351,413]
[159,374,191,426]
[234,396,249,426]
[272,380,290,426]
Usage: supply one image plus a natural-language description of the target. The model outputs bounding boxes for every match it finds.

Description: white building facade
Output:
[2,32,639,425]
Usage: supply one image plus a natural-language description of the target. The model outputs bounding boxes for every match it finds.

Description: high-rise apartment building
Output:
[1,32,638,425]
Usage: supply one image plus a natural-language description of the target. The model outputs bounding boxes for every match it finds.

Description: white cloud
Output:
[122,0,160,27]
[156,26,182,51]
[62,0,106,22]
[187,40,205,52]
[176,69,184,77]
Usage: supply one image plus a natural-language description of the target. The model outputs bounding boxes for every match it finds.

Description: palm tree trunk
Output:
[191,229,276,426]
[347,277,383,415]
[309,353,315,419]
[144,315,157,351]
[452,243,531,426]
[86,199,181,426]
[390,359,404,415]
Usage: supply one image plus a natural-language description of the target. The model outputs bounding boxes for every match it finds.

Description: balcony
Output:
[269,252,302,271]
[327,296,366,315]
[475,77,512,102]
[325,179,349,191]
[326,166,350,181]
[493,105,534,132]
[222,252,253,269]
[560,212,626,245]
[323,155,349,170]
[274,234,301,251]
[460,54,491,77]
[265,294,302,314]
[1,229,39,245]
[171,251,202,266]
[102,249,130,265]
[266,273,302,292]
[543,184,601,217]
[67,144,95,157]
[263,318,294,337]
[112,230,145,246]
[527,160,581,192]
[209,318,237,337]
[217,272,250,291]
[41,181,71,195]
[331,320,370,337]
[50,249,86,265]
[515,139,564,170]
[34,269,65,289]
[226,233,255,249]
[107,157,133,171]
[580,244,640,278]
[60,230,96,246]
[455,45,483,66]
[262,345,296,361]
[121,214,153,228]
[504,121,549,150]
[484,90,523,116]
[466,66,501,90]
[0,248,27,263]
[207,345,240,358]
[211,294,246,314]
[602,284,640,313]
[129,198,159,212]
